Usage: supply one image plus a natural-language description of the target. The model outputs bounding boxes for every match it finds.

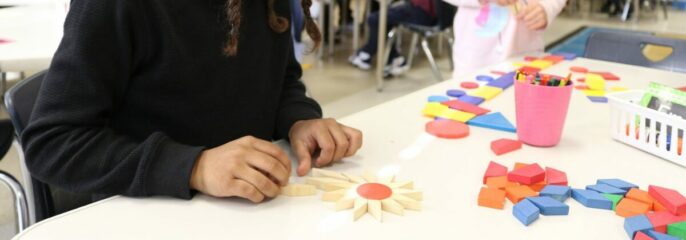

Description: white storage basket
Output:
[607,90,686,168]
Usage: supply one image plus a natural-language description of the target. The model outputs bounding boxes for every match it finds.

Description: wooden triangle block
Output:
[441,99,491,116]
[508,163,545,185]
[649,185,686,215]
[490,138,522,156]
[467,112,516,133]
[589,71,620,80]
[483,161,508,184]
[545,167,568,186]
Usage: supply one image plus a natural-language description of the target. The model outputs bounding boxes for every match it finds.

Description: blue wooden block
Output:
[467,112,516,133]
[587,96,608,103]
[476,75,494,82]
[597,179,639,190]
[645,230,680,240]
[527,196,570,216]
[513,199,540,226]
[586,183,628,195]
[540,185,572,202]
[486,72,515,90]
[624,215,654,239]
[446,89,466,98]
[571,189,613,210]
[457,95,485,105]
[428,95,450,102]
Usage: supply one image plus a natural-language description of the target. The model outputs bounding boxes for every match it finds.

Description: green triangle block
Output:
[602,193,623,211]
[467,112,516,133]
[668,221,686,239]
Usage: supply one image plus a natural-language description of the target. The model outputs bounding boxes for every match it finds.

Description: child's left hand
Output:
[516,2,548,30]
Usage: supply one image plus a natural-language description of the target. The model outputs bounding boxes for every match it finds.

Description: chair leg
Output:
[420,38,443,82]
[406,33,420,68]
[444,34,455,71]
[0,171,30,233]
[382,28,398,73]
[621,0,631,21]
[662,0,668,19]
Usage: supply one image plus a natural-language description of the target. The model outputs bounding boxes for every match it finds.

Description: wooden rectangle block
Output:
[616,198,652,218]
[513,199,540,226]
[627,188,656,207]
[478,187,506,209]
[469,86,503,101]
[486,176,517,189]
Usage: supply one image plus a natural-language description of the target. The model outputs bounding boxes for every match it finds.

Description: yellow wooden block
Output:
[437,108,476,122]
[610,86,629,92]
[422,102,449,117]
[585,73,606,90]
[469,86,503,100]
[513,62,525,67]
[583,90,606,97]
[527,60,554,69]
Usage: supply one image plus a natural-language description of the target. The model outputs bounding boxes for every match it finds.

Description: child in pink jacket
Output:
[445,0,567,78]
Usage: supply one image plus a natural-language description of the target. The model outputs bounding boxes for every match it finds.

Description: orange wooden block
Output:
[478,187,506,209]
[505,185,538,204]
[627,188,656,207]
[486,176,518,189]
[514,162,529,170]
[529,181,547,192]
[616,198,652,218]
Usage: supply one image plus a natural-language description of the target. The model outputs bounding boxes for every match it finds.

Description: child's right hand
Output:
[190,136,291,203]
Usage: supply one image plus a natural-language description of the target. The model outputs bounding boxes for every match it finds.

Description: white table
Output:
[0,5,65,73]
[13,58,686,239]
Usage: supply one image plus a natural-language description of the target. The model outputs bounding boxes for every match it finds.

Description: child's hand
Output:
[517,2,548,30]
[494,0,518,6]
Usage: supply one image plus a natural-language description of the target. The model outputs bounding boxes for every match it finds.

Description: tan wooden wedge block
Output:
[280,184,317,196]
[335,197,355,211]
[381,199,404,216]
[353,198,368,221]
[321,189,348,202]
[311,168,348,181]
[368,200,383,222]
[392,193,422,211]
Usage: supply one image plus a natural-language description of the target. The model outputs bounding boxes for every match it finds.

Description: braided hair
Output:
[224,0,321,56]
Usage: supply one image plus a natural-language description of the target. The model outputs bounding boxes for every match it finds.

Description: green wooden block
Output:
[602,193,623,211]
[667,221,686,239]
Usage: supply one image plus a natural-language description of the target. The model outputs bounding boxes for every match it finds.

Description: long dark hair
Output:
[223,0,321,56]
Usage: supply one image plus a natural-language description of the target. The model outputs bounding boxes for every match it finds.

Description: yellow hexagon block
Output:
[469,86,503,100]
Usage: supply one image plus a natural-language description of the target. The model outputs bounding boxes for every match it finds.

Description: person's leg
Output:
[360,5,413,56]
[290,0,304,43]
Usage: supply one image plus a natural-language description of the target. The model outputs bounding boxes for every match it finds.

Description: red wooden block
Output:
[442,100,491,116]
[575,84,590,90]
[545,167,568,186]
[425,119,470,139]
[576,78,586,82]
[634,231,654,240]
[483,161,508,184]
[490,138,522,156]
[678,86,686,92]
[543,55,565,64]
[647,211,686,233]
[508,163,545,185]
[649,185,686,215]
[570,66,588,73]
[491,70,507,75]
[461,81,480,89]
[524,56,538,62]
[518,66,541,74]
[589,71,620,80]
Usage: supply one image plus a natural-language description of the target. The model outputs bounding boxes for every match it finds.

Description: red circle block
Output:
[460,81,479,89]
[425,119,470,139]
[357,183,393,200]
[570,66,588,73]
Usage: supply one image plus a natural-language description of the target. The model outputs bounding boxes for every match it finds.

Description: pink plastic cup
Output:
[514,80,573,147]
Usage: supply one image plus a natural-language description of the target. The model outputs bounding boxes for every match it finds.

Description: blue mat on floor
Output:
[546,27,650,57]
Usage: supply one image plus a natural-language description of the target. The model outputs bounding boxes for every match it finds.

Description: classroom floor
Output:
[1,7,685,240]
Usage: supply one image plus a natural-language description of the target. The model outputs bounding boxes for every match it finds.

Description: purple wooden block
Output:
[476,75,494,82]
[487,72,515,90]
[458,95,484,105]
[587,96,608,103]
[446,89,466,98]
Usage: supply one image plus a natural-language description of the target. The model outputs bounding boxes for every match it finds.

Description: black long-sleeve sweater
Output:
[21,0,322,200]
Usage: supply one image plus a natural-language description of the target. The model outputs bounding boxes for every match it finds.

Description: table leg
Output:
[375,0,387,91]
[633,0,640,22]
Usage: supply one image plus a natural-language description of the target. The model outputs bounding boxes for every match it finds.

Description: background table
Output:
[13,58,686,240]
[0,4,65,73]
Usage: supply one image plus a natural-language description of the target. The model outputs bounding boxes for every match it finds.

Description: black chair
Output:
[0,118,29,234]
[381,0,457,85]
[4,70,92,227]
[584,31,686,73]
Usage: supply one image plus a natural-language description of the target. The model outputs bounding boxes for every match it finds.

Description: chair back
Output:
[435,0,457,30]
[585,31,686,73]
